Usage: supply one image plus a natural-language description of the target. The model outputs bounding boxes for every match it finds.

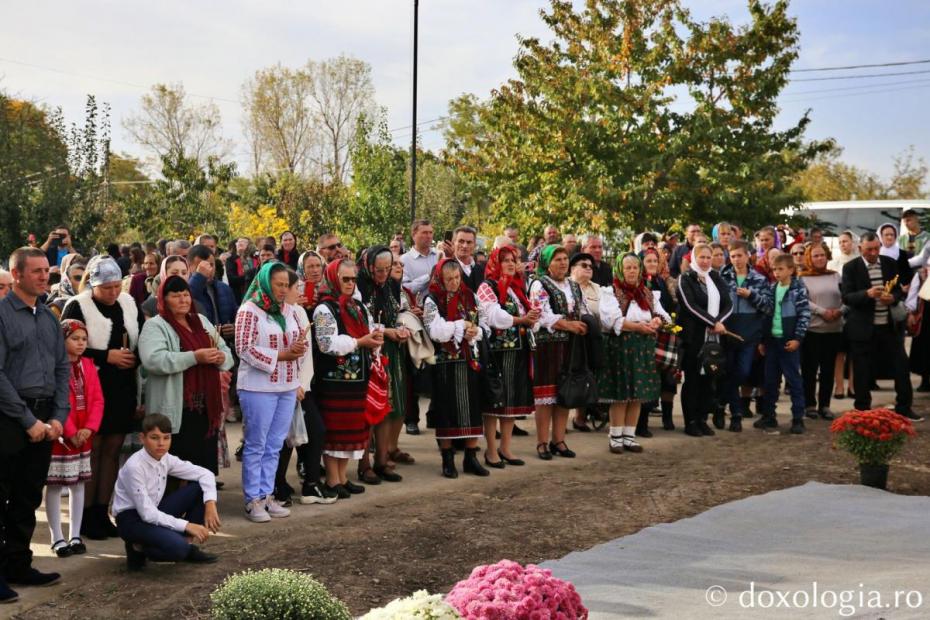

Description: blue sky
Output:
[1,0,927,179]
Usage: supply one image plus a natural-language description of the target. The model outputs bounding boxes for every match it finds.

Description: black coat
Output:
[461,262,485,294]
[676,270,734,347]
[842,255,905,341]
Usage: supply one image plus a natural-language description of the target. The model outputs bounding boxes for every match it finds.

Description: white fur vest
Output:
[63,290,140,351]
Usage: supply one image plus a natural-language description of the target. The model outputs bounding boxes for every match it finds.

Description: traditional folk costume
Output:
[476,246,535,418]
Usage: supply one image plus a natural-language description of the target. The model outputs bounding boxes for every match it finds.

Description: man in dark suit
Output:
[842,232,921,420]
[448,226,485,292]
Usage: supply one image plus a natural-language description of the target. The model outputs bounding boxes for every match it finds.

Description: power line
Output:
[791,68,930,82]
[791,58,930,73]
[782,77,930,97]
[780,81,930,104]
[0,56,239,104]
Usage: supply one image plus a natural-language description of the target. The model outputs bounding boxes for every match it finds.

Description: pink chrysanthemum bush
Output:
[445,560,588,619]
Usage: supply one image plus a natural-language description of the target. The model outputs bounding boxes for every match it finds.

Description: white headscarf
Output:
[878,223,900,260]
[690,256,720,318]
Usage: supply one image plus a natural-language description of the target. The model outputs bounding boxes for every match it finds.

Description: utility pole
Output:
[410,0,419,224]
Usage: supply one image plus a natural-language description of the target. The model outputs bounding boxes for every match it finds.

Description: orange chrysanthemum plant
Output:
[830,409,916,466]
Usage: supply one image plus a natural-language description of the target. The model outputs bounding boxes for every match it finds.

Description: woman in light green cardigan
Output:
[139,276,233,473]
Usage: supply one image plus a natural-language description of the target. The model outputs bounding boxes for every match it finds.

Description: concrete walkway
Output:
[542,482,930,619]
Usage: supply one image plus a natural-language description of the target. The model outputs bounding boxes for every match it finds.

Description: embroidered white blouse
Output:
[235,301,304,392]
[311,303,376,357]
[609,290,671,335]
[422,296,484,346]
[476,283,525,329]
[528,277,589,332]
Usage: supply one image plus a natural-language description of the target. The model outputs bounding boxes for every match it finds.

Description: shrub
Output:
[211,568,351,620]
[360,590,461,619]
[445,560,588,619]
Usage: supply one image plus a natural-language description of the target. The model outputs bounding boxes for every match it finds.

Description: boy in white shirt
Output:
[112,414,221,570]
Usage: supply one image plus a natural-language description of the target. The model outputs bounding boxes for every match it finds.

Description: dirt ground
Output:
[13,392,930,619]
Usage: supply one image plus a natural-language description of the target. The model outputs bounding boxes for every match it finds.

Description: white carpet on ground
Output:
[541,482,930,619]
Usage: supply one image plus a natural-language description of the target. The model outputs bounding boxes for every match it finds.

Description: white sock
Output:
[623,426,637,438]
[46,485,64,544]
[68,483,86,541]
[609,427,623,447]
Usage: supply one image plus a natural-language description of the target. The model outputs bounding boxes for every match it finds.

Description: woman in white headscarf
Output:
[878,223,914,291]
[62,255,143,540]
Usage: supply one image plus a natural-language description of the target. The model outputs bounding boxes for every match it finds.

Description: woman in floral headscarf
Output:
[423,259,488,478]
[357,246,413,482]
[476,246,540,466]
[235,261,308,523]
[528,245,589,460]
[600,253,670,454]
[62,255,143,540]
[312,258,384,498]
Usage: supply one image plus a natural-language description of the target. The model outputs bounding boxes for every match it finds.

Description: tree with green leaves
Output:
[444,0,831,235]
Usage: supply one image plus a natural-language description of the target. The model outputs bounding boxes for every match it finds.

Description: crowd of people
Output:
[0,212,926,601]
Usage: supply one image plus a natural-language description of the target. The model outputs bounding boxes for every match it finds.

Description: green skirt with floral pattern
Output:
[598,331,659,403]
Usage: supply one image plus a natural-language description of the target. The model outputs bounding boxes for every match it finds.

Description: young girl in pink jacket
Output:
[45,319,104,557]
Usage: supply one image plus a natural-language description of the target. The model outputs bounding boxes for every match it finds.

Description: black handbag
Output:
[479,337,505,410]
[699,339,727,378]
[557,335,599,408]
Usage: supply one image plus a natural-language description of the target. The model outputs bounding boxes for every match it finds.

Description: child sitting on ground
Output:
[45,320,104,557]
[111,413,221,570]
[759,253,811,434]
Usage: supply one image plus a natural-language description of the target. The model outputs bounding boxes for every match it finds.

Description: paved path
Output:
[542,481,930,619]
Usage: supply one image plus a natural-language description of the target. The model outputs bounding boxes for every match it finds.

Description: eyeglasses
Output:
[340,276,357,283]
[323,242,344,251]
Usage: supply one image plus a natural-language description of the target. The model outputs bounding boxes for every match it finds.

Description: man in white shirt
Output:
[401,219,442,297]
[447,226,484,292]
[112,414,221,570]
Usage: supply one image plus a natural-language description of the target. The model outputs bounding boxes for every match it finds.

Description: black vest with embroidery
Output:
[484,279,526,352]
[536,276,582,343]
[313,300,371,384]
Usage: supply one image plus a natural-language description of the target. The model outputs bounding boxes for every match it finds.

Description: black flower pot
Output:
[859,463,889,490]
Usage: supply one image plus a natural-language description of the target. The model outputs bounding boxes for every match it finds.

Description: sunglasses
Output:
[323,242,344,251]
[575,262,592,269]
[791,251,804,256]
[340,276,357,284]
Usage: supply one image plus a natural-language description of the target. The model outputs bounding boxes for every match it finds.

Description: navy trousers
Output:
[116,482,205,562]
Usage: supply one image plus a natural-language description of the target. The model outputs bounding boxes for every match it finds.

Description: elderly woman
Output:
[568,251,607,432]
[878,223,914,291]
[799,243,843,420]
[477,246,540,466]
[277,231,300,270]
[313,259,384,497]
[677,243,733,437]
[61,255,142,540]
[529,245,589,460]
[139,275,233,473]
[600,254,670,453]
[357,246,413,482]
[235,261,308,522]
[48,254,85,318]
[641,247,678,433]
[423,259,488,478]
[128,252,160,308]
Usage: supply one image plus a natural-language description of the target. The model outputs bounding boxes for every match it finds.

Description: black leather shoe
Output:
[327,484,350,499]
[790,419,805,434]
[571,419,592,432]
[343,480,366,494]
[498,450,525,466]
[0,579,18,604]
[512,424,529,436]
[441,448,458,478]
[373,464,403,482]
[536,442,553,460]
[67,538,86,555]
[125,541,147,571]
[549,441,576,458]
[405,423,420,435]
[185,545,218,564]
[729,417,742,433]
[7,568,61,587]
[712,410,725,430]
[635,427,653,438]
[684,422,703,437]
[463,448,490,476]
[698,421,716,436]
[484,452,505,469]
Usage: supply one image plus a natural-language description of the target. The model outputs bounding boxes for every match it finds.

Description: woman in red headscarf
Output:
[312,259,385,498]
[476,246,540,467]
[422,259,489,479]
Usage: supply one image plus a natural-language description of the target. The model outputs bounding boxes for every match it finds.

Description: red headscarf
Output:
[613,252,653,312]
[428,258,477,321]
[484,246,531,311]
[157,276,224,436]
[316,259,369,338]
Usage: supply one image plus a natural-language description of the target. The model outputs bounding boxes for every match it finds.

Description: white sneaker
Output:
[265,496,291,518]
[245,498,271,523]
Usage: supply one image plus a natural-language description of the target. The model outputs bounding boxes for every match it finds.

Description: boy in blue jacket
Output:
[720,240,773,432]
[757,253,811,434]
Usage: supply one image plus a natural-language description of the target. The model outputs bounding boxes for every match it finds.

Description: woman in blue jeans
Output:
[234,262,309,523]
